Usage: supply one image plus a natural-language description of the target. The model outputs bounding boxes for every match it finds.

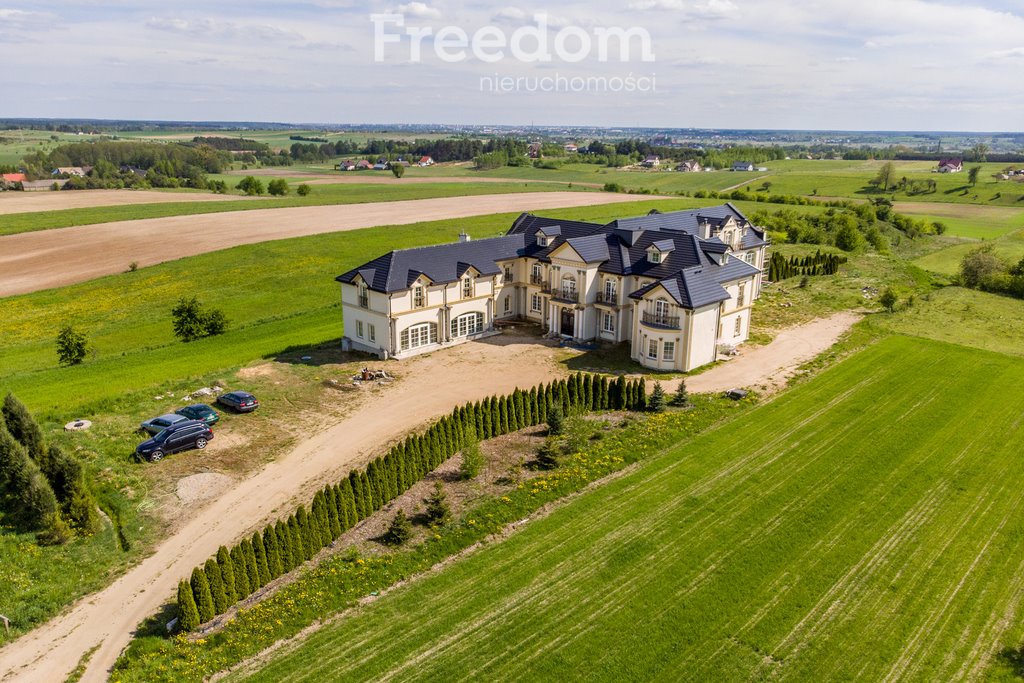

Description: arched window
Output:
[400,322,437,350]
[451,312,484,338]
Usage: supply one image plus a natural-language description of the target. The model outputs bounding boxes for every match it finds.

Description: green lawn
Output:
[0,182,586,236]
[238,336,1024,682]
[913,230,1024,276]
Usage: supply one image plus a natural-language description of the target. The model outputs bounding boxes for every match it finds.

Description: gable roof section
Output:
[564,234,611,263]
[630,268,730,309]
[337,234,525,293]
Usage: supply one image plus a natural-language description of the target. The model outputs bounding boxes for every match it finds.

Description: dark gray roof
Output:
[740,228,767,249]
[565,234,611,263]
[337,235,525,292]
[630,268,730,309]
[338,204,766,305]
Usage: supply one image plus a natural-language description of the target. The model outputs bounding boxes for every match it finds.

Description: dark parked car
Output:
[176,403,220,425]
[217,390,259,413]
[139,412,189,436]
[136,420,214,462]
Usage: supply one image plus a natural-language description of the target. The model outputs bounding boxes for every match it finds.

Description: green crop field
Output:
[238,336,1024,682]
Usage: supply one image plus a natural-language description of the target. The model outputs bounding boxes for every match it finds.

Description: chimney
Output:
[458,231,471,243]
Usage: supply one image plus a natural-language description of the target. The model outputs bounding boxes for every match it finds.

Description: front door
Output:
[560,308,575,336]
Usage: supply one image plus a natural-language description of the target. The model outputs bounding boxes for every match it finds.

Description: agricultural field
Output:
[236,335,1024,682]
[0,129,108,165]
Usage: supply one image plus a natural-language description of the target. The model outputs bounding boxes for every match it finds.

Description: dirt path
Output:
[720,174,771,192]
[0,334,566,683]
[0,313,859,682]
[0,189,258,215]
[0,192,659,297]
[679,312,861,395]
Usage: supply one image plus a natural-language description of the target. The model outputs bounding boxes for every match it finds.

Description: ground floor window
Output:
[401,322,438,350]
[531,293,542,312]
[734,317,742,337]
[663,341,675,360]
[368,324,376,343]
[356,320,364,338]
[648,339,658,359]
[503,295,511,313]
[602,312,615,333]
[451,312,484,338]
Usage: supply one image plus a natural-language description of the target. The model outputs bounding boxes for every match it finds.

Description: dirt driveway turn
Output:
[0,192,660,297]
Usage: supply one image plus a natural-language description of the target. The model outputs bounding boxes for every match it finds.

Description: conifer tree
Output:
[338,479,356,530]
[2,393,46,463]
[191,567,216,623]
[283,517,300,569]
[311,492,329,549]
[567,373,579,407]
[230,545,250,598]
[177,579,200,632]
[274,520,291,572]
[498,397,509,435]
[636,379,648,411]
[537,385,548,423]
[0,425,61,535]
[349,471,366,520]
[326,485,342,539]
[263,525,283,578]
[242,540,259,593]
[649,381,666,413]
[583,373,593,410]
[475,401,486,441]
[216,545,237,604]
[614,376,627,409]
[359,471,374,515]
[365,461,380,511]
[424,481,452,527]
[547,403,565,436]
[670,380,689,407]
[459,429,484,480]
[252,531,272,585]
[205,557,228,614]
[384,509,413,546]
[295,507,314,561]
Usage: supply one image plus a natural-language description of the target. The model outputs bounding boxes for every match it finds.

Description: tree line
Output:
[767,251,847,281]
[0,394,100,544]
[176,372,648,631]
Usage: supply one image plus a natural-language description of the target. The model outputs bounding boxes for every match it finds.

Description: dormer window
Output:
[462,276,473,299]
[647,239,674,264]
[413,285,425,308]
[649,252,662,263]
[537,235,553,247]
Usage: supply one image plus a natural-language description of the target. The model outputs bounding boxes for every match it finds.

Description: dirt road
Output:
[0,334,566,683]
[0,192,659,297]
[0,189,258,215]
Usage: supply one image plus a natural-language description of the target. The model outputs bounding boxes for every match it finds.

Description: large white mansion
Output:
[337,203,769,372]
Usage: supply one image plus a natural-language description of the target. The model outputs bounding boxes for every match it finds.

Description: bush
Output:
[423,481,451,527]
[296,183,311,196]
[236,176,265,196]
[459,434,484,480]
[547,404,565,436]
[384,509,413,546]
[171,297,229,341]
[879,287,898,313]
[267,179,289,196]
[649,382,666,413]
[56,325,88,366]
[391,164,405,179]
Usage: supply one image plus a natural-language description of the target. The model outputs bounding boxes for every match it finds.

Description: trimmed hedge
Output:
[176,372,648,630]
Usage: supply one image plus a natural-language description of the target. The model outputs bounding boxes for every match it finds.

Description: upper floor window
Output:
[413,285,425,308]
[654,298,671,321]
[561,274,577,295]
[649,252,662,263]
[462,277,472,299]
[604,278,617,301]
[503,265,513,283]
[531,264,543,283]
[745,252,755,265]
[357,282,369,309]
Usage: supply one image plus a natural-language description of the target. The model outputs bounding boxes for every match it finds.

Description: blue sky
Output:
[1,0,1022,130]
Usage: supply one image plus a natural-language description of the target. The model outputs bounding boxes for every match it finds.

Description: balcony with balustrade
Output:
[641,312,681,329]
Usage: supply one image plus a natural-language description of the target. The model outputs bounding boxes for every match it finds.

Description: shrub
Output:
[423,481,451,527]
[391,164,405,179]
[649,382,666,413]
[384,509,413,546]
[879,287,898,313]
[267,179,289,196]
[127,261,139,273]
[236,175,264,196]
[459,433,484,480]
[55,325,88,366]
[296,183,311,196]
[177,580,200,632]
[547,404,565,436]
[171,297,229,341]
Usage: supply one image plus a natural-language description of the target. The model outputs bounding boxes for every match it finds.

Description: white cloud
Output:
[626,0,736,17]
[395,2,440,19]
[145,16,307,43]
[981,46,1024,60]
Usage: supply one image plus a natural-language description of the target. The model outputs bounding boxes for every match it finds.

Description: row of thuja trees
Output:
[767,250,847,282]
[0,394,101,543]
[176,372,649,631]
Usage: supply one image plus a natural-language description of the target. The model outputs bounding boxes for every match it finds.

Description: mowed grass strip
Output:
[239,336,1024,683]
[0,182,582,236]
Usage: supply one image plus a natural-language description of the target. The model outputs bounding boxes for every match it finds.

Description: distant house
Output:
[677,160,702,173]
[336,160,357,171]
[640,155,661,168]
[937,158,963,173]
[418,156,435,166]
[528,143,542,159]
[119,165,147,177]
[51,166,89,177]
[564,143,578,154]
[387,160,411,169]
[372,158,389,170]
[1,172,26,183]
[732,162,755,172]
[355,159,373,170]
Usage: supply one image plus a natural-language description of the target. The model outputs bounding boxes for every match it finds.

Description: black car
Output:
[136,420,214,462]
[217,390,259,413]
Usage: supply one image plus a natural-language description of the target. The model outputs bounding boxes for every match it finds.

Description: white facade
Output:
[339,213,767,372]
